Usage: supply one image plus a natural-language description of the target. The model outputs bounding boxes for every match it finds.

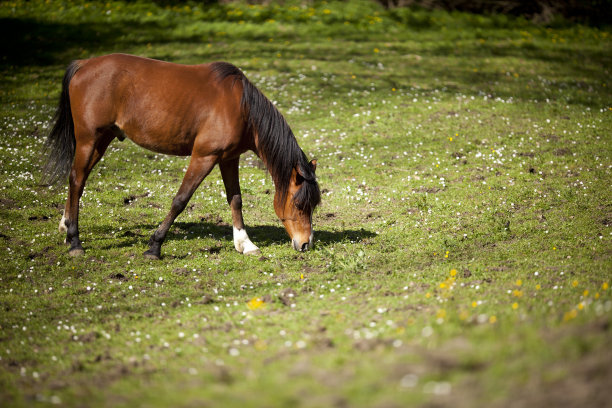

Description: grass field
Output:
[1,1,611,406]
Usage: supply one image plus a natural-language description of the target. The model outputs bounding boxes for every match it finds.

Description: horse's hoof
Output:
[68,248,85,257]
[143,250,160,260]
[244,248,261,256]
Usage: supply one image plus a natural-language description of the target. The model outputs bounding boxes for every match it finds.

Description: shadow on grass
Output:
[0,17,173,67]
[2,14,608,109]
[95,221,375,250]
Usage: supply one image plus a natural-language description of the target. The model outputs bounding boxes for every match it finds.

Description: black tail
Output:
[42,61,80,185]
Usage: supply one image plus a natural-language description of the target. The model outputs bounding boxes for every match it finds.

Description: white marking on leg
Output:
[59,211,67,233]
[233,227,259,254]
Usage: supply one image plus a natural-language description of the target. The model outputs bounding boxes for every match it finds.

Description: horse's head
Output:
[274,159,320,251]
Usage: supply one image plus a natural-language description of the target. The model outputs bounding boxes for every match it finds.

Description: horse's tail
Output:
[42,60,80,185]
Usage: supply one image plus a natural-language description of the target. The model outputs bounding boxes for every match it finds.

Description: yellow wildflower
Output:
[247,297,265,310]
[572,280,579,288]
[449,269,457,277]
[254,340,267,350]
[512,302,519,310]
[489,316,497,324]
[515,279,522,286]
[563,309,577,321]
[602,282,609,291]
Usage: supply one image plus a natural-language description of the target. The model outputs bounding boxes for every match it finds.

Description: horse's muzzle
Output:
[292,233,314,252]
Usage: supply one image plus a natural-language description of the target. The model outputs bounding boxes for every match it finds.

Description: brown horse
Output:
[43,53,320,259]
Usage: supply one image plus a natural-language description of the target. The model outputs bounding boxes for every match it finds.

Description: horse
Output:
[43,53,320,259]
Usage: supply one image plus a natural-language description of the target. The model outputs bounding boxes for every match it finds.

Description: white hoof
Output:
[233,227,259,254]
[58,214,67,233]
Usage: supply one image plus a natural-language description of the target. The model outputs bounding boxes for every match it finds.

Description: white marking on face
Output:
[233,227,259,254]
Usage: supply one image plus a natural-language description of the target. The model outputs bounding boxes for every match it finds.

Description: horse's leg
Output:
[144,155,217,259]
[219,158,260,255]
[62,130,113,256]
[59,131,113,235]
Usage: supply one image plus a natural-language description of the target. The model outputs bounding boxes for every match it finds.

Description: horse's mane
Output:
[211,62,320,213]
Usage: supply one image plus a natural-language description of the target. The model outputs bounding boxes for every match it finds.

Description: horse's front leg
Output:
[144,154,217,259]
[219,158,260,255]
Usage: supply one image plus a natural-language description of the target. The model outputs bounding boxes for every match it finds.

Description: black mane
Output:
[211,62,320,214]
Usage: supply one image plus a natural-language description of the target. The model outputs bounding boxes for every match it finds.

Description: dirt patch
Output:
[553,147,572,156]
[300,266,325,276]
[353,338,394,352]
[119,230,143,238]
[78,331,100,343]
[173,267,191,276]
[278,287,297,306]
[28,215,49,221]
[123,192,150,205]
[496,346,612,408]
[28,246,57,265]
[197,294,214,305]
[199,245,222,255]
[0,198,17,209]
[412,186,442,194]
[492,318,612,408]
[199,214,229,227]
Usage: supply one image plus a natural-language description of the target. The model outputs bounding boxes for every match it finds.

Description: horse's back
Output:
[68,54,246,156]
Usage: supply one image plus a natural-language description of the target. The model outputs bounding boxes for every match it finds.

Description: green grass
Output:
[1,1,611,406]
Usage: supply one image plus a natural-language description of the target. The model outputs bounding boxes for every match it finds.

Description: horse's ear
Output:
[310,159,317,172]
[296,159,317,182]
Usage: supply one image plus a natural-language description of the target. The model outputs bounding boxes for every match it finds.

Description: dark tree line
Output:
[376,0,611,25]
[144,0,610,26]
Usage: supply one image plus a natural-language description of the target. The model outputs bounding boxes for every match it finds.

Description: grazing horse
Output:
[43,53,320,259]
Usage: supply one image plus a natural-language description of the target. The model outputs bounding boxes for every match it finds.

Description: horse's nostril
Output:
[301,242,309,251]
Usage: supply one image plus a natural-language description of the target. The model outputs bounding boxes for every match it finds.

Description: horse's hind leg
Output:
[219,158,260,255]
[59,129,114,234]
[144,154,217,260]
[62,129,113,256]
